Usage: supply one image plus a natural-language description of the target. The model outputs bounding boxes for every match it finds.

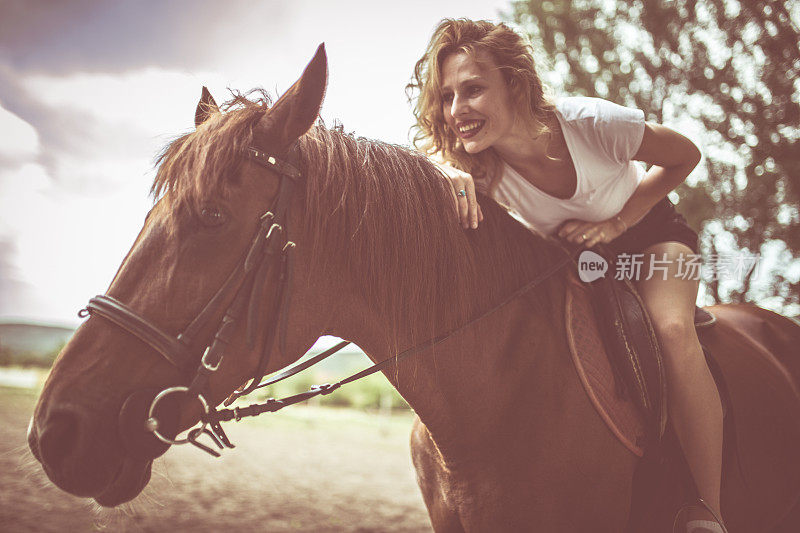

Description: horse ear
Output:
[264,43,327,145]
[195,86,219,128]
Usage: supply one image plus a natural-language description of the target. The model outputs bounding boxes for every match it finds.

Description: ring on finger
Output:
[457,189,467,197]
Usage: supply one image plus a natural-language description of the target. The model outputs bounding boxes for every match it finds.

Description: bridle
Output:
[80,142,575,458]
[81,144,303,457]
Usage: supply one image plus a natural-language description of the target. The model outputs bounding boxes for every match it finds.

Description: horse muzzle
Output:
[28,403,121,497]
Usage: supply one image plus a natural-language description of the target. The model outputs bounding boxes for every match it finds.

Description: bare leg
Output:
[635,242,726,529]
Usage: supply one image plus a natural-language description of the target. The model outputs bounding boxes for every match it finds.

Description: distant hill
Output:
[0,322,75,366]
[0,321,372,374]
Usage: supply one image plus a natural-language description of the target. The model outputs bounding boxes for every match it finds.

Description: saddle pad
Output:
[564,272,646,457]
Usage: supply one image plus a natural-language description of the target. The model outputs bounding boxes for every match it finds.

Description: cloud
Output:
[0,236,42,318]
[0,160,152,324]
[21,67,218,138]
[0,0,294,191]
[0,69,159,194]
[0,103,39,168]
[0,63,234,198]
[0,0,285,74]
[0,65,116,178]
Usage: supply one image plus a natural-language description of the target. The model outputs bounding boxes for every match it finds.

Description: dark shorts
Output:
[607,198,699,255]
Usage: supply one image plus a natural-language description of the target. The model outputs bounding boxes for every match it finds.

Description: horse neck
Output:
[329,261,574,463]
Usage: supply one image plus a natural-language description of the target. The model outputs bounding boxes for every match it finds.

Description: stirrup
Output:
[672,498,728,533]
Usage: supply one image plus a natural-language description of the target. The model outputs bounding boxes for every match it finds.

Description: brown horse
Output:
[27,45,800,532]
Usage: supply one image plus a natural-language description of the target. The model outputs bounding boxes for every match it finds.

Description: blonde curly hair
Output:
[407,18,558,193]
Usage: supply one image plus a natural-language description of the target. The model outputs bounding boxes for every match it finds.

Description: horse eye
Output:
[199,206,227,227]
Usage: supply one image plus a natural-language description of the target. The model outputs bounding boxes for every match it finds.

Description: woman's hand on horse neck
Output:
[431,159,484,230]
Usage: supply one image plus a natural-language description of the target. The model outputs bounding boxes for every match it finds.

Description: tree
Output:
[506,0,800,316]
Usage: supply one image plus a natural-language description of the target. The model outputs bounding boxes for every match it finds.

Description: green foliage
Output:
[0,341,63,368]
[0,323,72,365]
[506,0,800,315]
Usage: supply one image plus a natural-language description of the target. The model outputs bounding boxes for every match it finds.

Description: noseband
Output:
[80,142,574,458]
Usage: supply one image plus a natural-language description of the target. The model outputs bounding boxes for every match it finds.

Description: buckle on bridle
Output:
[187,426,225,457]
[201,346,222,372]
[265,222,282,241]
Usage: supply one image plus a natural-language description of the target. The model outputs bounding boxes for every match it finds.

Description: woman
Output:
[408,19,727,533]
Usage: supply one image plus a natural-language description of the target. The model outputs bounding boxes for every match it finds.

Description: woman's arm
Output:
[558,122,701,246]
[616,122,702,228]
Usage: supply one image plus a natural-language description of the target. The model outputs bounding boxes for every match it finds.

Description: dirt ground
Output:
[0,387,432,532]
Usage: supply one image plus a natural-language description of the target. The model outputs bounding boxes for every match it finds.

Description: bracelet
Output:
[614,215,628,232]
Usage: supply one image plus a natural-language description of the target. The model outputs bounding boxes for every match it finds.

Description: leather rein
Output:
[79,143,573,458]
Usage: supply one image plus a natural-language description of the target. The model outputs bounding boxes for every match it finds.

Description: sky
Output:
[0,0,515,327]
[1,1,796,329]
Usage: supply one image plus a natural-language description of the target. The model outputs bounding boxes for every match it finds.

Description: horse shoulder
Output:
[410,417,465,532]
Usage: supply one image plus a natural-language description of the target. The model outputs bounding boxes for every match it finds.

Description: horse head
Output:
[28,44,336,506]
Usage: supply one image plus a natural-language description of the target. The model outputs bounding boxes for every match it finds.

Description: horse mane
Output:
[152,90,568,349]
[151,89,273,210]
[298,125,567,349]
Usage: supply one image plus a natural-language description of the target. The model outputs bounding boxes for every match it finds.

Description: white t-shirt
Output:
[491,96,646,236]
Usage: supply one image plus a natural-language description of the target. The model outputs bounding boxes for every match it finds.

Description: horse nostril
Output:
[38,408,83,475]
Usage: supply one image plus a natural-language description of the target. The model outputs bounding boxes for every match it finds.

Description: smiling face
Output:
[440,50,517,154]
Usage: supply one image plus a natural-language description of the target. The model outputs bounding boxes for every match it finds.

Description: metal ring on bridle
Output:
[146,386,210,446]
[457,190,467,197]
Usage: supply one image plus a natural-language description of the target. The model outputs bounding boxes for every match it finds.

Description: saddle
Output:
[579,244,716,445]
